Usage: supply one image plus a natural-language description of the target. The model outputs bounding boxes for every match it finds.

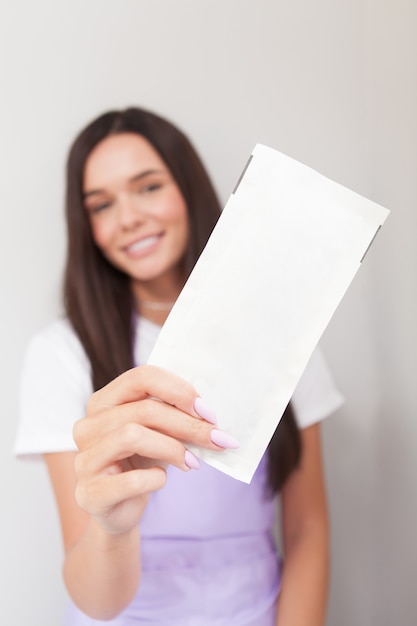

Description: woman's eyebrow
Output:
[83,169,165,199]
[129,169,165,183]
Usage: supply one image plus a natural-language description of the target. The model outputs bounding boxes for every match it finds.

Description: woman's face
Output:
[83,132,189,296]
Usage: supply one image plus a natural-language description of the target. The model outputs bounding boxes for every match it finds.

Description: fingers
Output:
[77,364,238,457]
[74,398,220,453]
[73,422,198,534]
[72,366,229,535]
[73,424,176,534]
[87,365,200,418]
[72,366,240,535]
[75,466,167,534]
[85,468,167,509]
[76,422,193,476]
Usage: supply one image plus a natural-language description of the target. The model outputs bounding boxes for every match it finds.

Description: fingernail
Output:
[184,450,201,470]
[210,429,240,449]
[194,397,217,425]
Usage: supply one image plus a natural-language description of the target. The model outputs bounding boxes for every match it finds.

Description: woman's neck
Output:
[131,274,184,326]
[138,300,175,325]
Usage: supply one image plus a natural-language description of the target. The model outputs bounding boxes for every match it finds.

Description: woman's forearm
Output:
[275,524,329,626]
[63,520,141,620]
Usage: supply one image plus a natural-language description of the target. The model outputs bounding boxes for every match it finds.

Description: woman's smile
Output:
[123,233,163,258]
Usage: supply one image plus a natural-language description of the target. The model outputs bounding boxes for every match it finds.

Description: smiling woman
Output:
[83,133,190,312]
[61,108,222,382]
[14,107,344,625]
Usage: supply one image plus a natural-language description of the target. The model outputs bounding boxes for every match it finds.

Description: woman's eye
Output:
[90,202,112,214]
[141,182,162,194]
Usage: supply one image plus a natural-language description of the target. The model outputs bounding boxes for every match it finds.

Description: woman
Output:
[16,107,344,625]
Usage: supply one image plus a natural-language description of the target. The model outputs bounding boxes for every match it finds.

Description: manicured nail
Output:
[194,397,217,425]
[210,429,240,449]
[184,450,201,470]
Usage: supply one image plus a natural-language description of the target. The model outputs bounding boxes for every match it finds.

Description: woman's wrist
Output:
[88,517,140,554]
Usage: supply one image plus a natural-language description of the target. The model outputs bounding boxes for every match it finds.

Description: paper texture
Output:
[148,144,389,483]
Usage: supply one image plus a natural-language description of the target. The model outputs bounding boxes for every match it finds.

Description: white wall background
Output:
[1,1,416,624]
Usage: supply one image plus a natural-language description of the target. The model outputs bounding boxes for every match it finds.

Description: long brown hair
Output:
[63,107,301,493]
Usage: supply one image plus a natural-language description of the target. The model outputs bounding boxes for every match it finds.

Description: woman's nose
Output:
[118,194,143,230]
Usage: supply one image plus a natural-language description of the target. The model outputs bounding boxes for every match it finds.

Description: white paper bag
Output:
[148,144,389,483]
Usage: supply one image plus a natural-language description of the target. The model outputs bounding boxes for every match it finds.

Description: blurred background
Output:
[1,1,416,624]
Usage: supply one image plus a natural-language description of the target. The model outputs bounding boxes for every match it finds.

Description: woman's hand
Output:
[45,364,238,619]
[73,365,236,536]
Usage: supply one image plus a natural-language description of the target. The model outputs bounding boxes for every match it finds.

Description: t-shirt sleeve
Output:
[14,319,93,459]
[291,345,345,430]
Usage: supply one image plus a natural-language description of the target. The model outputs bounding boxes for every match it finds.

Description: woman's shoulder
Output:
[29,316,81,347]
[22,316,92,393]
[26,316,89,366]
[16,317,92,457]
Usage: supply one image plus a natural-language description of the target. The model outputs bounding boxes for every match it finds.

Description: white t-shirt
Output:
[15,316,344,458]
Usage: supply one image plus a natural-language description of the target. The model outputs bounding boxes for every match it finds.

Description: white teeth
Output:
[127,236,159,253]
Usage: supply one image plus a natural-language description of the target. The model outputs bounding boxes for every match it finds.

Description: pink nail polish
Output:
[184,450,201,470]
[194,397,217,425]
[210,429,240,449]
